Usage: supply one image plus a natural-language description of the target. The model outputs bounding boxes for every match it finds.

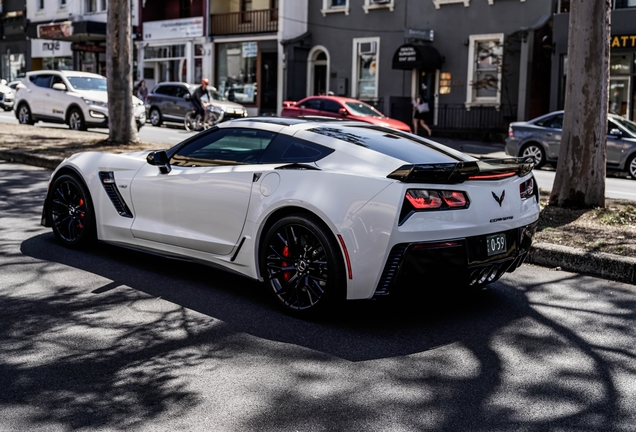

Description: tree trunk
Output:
[548,0,610,208]
[106,0,139,144]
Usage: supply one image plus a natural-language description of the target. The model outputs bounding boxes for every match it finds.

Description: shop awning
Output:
[392,43,443,71]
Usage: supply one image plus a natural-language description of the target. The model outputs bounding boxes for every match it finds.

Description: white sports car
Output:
[42,118,540,316]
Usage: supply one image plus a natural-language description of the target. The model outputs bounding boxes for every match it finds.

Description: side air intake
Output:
[99,171,133,218]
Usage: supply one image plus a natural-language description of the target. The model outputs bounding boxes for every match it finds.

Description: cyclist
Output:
[192,78,212,124]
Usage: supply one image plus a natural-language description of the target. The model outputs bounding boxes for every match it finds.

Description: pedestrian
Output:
[137,80,148,100]
[412,90,432,136]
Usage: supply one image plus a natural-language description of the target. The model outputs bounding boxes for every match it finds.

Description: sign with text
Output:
[405,28,434,42]
[31,39,73,58]
[611,35,636,48]
[143,17,203,41]
[37,21,73,39]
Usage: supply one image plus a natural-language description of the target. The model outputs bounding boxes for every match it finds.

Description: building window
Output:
[60,0,67,8]
[614,0,636,9]
[352,37,379,100]
[440,72,451,94]
[466,33,503,108]
[217,42,258,104]
[180,0,191,18]
[321,0,350,16]
[433,0,470,9]
[363,0,395,13]
[38,0,45,10]
[241,0,253,23]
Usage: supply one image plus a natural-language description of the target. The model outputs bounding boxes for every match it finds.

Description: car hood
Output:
[354,115,411,132]
[74,90,108,103]
[0,84,13,94]
[212,99,246,111]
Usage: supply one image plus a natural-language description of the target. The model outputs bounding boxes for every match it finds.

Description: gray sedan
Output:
[505,110,636,179]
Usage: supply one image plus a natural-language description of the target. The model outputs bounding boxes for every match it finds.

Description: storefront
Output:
[137,17,210,90]
[609,34,636,120]
[30,39,73,71]
[0,10,29,80]
[215,38,278,115]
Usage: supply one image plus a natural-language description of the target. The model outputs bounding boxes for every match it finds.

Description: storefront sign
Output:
[405,28,434,42]
[392,44,424,69]
[37,21,73,39]
[143,17,203,41]
[611,35,636,48]
[72,43,106,53]
[242,42,257,58]
[31,39,73,58]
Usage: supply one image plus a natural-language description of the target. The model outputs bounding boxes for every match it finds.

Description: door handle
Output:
[545,133,552,137]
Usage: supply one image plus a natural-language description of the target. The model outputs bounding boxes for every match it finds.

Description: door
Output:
[29,74,54,116]
[129,128,278,255]
[173,84,193,119]
[47,74,69,121]
[417,70,435,123]
[542,113,563,160]
[607,119,628,165]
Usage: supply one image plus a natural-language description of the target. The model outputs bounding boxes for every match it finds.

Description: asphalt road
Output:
[1,162,635,431]
[1,110,635,201]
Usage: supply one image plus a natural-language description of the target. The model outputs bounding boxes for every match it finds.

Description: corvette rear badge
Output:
[492,190,505,207]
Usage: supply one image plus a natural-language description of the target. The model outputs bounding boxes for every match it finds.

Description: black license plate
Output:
[486,233,507,256]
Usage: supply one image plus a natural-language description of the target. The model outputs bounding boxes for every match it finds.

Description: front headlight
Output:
[83,98,108,109]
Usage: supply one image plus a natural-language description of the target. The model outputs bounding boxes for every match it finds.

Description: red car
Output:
[281,96,412,133]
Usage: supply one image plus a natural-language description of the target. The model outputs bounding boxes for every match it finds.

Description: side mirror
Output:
[183,93,191,100]
[338,108,348,116]
[609,128,622,138]
[52,83,67,91]
[146,150,171,174]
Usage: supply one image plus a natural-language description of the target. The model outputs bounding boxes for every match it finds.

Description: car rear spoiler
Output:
[387,157,535,184]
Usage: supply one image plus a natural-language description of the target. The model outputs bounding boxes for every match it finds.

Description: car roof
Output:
[301,95,372,104]
[27,70,105,79]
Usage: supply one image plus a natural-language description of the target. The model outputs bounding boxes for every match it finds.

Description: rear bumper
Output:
[375,220,538,296]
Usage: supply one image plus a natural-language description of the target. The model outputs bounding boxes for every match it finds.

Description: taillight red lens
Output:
[441,191,467,207]
[405,190,443,209]
[508,126,514,137]
[519,177,534,199]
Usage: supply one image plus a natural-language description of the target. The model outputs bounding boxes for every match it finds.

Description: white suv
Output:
[14,70,145,131]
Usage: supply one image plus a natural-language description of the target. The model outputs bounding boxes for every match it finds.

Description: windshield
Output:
[344,101,384,118]
[66,76,107,91]
[210,88,226,101]
[612,116,636,136]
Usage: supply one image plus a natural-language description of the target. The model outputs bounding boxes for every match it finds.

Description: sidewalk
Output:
[1,126,634,286]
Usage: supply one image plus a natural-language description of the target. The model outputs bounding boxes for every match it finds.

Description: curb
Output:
[527,242,636,285]
[0,148,63,170]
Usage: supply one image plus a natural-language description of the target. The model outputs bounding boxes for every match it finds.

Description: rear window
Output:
[308,125,462,164]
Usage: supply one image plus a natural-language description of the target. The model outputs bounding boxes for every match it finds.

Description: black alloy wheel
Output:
[49,174,96,248]
[262,215,344,316]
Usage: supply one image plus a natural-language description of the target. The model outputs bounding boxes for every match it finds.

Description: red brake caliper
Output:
[77,197,85,229]
[282,246,291,282]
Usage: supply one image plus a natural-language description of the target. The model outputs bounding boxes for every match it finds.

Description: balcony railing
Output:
[211,8,278,36]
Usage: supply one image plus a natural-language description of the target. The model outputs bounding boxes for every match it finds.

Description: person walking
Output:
[412,90,432,136]
[137,80,148,100]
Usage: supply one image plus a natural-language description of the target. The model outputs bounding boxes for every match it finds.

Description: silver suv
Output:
[14,70,145,131]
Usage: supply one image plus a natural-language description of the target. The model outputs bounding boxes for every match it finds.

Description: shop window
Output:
[86,0,106,13]
[614,0,636,8]
[217,42,257,104]
[352,37,380,100]
[321,0,350,16]
[465,33,503,108]
[439,72,451,94]
[611,53,632,75]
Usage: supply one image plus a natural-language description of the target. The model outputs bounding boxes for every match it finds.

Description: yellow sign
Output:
[611,35,636,48]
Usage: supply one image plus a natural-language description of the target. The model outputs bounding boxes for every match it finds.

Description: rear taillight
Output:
[405,189,469,210]
[519,177,535,200]
[401,189,469,224]
[508,126,515,137]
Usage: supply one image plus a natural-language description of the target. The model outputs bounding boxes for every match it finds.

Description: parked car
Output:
[7,80,22,91]
[13,70,145,131]
[281,96,412,133]
[41,117,539,316]
[0,79,15,111]
[505,110,636,179]
[145,81,248,127]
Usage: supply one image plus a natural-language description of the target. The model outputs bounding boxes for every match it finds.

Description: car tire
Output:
[627,154,636,180]
[68,108,87,131]
[17,103,34,125]
[48,173,97,249]
[521,143,546,169]
[261,214,345,317]
[150,108,163,127]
